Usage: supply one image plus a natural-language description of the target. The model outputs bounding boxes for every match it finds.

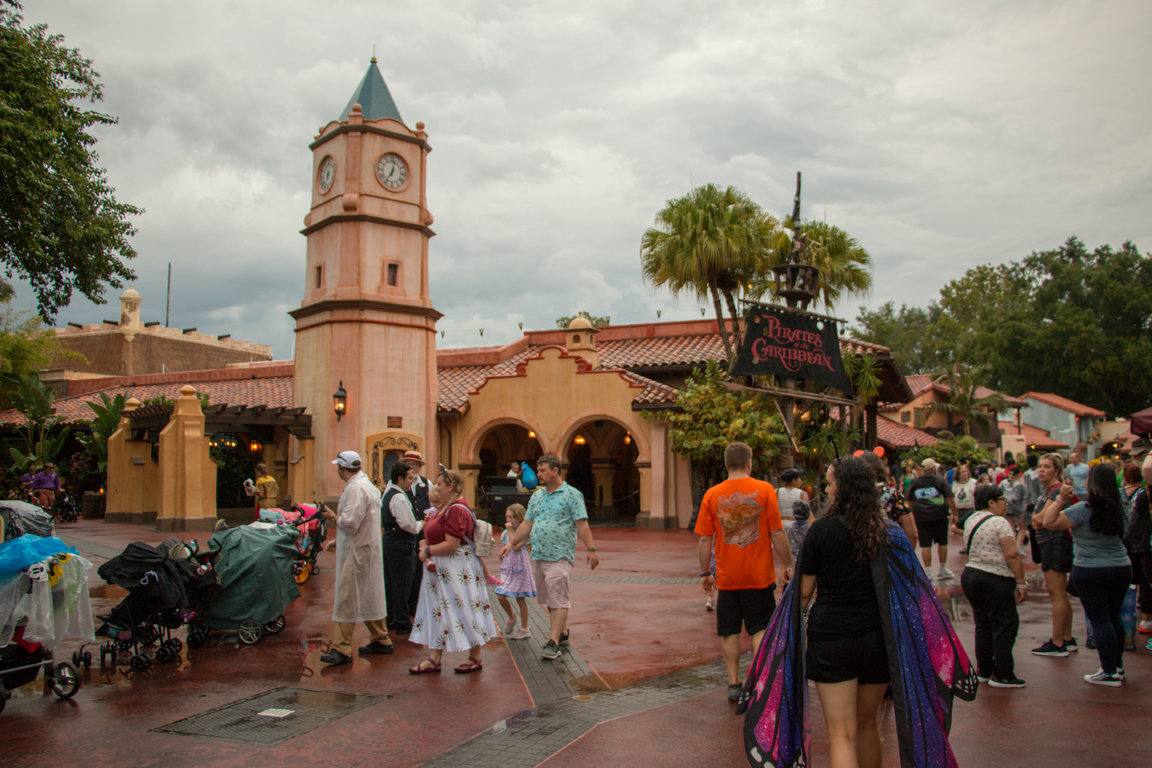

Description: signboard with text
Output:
[732,306,854,396]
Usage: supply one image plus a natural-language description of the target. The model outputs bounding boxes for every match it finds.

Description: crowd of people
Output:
[316,449,599,671]
[695,442,1149,768]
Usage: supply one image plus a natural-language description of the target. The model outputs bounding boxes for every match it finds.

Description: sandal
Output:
[409,658,442,675]
[454,657,483,674]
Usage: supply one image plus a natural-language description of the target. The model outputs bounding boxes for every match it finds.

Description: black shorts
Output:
[1038,534,1074,574]
[807,627,890,684]
[716,586,777,637]
[916,518,949,548]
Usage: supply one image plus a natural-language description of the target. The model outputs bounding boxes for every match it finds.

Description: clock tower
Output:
[291,58,441,500]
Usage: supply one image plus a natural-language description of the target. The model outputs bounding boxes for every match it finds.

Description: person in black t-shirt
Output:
[800,456,890,768]
[905,458,958,580]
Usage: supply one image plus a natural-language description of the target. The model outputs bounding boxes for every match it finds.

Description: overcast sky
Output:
[12,0,1152,359]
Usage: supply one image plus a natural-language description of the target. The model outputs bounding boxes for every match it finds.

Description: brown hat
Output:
[402,450,425,465]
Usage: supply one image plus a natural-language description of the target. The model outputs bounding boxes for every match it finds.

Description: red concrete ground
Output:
[3,520,1150,767]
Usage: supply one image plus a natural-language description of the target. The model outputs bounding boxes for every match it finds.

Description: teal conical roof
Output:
[340,58,403,123]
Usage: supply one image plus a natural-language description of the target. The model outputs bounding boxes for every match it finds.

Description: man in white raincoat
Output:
[319,451,393,664]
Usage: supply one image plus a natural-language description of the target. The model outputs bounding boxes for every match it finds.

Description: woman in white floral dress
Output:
[409,469,498,674]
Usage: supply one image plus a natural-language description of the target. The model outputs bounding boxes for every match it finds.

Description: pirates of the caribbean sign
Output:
[732,306,854,396]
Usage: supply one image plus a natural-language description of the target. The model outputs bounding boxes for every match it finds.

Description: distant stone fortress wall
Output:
[48,322,271,376]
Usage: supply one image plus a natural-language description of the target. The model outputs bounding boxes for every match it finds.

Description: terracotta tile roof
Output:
[877,416,939,449]
[997,421,1069,449]
[892,373,1027,410]
[597,335,726,369]
[0,366,295,426]
[1021,392,1106,418]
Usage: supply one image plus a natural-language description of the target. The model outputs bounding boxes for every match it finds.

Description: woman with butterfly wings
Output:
[742,455,978,768]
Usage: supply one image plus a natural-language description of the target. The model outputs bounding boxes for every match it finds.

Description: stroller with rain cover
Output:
[0,536,94,715]
[185,523,300,647]
[258,502,327,584]
[0,500,55,542]
[95,541,196,672]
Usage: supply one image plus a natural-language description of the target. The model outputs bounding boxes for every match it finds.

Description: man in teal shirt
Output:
[1066,451,1090,497]
[508,454,600,660]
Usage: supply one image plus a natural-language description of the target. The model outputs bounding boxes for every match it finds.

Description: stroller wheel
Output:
[129,655,151,673]
[294,562,311,585]
[237,619,263,645]
[187,628,207,649]
[50,662,81,699]
[72,651,82,668]
[156,645,176,665]
[82,650,92,669]
[263,615,286,634]
[167,637,183,653]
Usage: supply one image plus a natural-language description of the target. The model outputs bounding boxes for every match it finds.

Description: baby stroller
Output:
[260,503,327,584]
[95,541,196,672]
[186,523,300,646]
[0,500,55,541]
[0,539,94,715]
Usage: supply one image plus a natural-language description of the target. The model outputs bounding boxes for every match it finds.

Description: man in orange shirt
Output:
[696,442,794,708]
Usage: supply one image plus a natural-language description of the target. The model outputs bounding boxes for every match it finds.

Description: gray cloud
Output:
[10,0,1151,359]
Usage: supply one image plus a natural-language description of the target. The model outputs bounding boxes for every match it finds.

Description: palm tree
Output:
[921,363,1007,437]
[641,184,779,367]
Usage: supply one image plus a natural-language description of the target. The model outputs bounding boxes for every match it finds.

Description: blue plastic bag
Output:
[0,536,78,578]
[520,461,538,490]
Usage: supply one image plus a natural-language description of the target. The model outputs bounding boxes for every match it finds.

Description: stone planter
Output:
[81,491,106,519]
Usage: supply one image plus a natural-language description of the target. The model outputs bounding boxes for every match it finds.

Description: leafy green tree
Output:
[905,433,992,467]
[0,8,141,320]
[643,359,787,487]
[76,391,125,475]
[848,301,950,374]
[3,371,69,471]
[641,184,779,366]
[555,312,611,328]
[921,363,1007,437]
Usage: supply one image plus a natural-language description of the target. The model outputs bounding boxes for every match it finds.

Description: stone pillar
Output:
[289,435,316,505]
[157,385,217,531]
[104,398,137,520]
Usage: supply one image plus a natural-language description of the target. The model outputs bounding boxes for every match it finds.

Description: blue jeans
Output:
[1071,564,1131,674]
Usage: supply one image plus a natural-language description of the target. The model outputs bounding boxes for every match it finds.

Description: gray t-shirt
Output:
[1063,501,1131,568]
[1066,463,1090,496]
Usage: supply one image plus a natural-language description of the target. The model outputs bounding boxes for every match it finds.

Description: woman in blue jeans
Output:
[1037,463,1132,687]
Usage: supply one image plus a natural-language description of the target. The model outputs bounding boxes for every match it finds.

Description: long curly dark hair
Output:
[1086,464,1124,537]
[826,456,887,563]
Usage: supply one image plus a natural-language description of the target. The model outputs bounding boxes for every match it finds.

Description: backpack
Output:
[450,501,495,556]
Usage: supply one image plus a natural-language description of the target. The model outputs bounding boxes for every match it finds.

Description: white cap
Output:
[332,450,362,470]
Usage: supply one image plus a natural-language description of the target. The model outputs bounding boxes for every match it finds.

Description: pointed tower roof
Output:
[339,57,403,123]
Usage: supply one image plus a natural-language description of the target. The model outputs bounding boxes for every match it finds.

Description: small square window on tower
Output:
[387,263,399,286]
[315,265,323,289]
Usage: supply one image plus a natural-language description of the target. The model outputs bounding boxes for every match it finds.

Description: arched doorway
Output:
[565,419,639,523]
[474,423,542,511]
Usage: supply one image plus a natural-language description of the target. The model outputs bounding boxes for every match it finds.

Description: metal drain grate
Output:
[153,687,387,745]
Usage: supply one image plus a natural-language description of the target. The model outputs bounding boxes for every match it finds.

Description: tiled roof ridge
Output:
[64,361,296,397]
[1021,392,1106,418]
[436,336,532,367]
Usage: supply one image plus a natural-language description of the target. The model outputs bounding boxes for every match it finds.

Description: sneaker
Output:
[1117,667,1125,679]
[1086,636,1097,650]
[1066,638,1079,652]
[735,688,752,715]
[977,673,991,684]
[727,683,742,702]
[320,649,352,665]
[705,599,715,612]
[988,675,1027,688]
[1083,669,1122,687]
[504,617,517,635]
[558,630,570,647]
[1139,619,1152,634]
[509,627,531,640]
[541,640,560,660]
[1031,640,1070,657]
[938,566,955,580]
[358,641,394,655]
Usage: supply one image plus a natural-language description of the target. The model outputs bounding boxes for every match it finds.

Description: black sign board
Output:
[732,306,854,396]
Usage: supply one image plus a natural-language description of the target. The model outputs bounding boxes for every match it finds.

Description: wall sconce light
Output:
[574,434,586,445]
[624,433,631,445]
[250,440,262,453]
[528,430,536,439]
[333,381,347,420]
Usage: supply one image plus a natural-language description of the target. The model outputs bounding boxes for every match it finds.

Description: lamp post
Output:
[333,381,347,421]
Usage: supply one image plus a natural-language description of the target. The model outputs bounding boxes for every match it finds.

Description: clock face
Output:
[376,153,409,190]
[317,156,335,193]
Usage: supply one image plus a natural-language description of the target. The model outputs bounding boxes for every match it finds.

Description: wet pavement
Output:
[2,519,1150,767]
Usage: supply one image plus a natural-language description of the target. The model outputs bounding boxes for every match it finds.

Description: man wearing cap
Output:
[401,450,431,617]
[319,451,392,664]
[906,458,959,580]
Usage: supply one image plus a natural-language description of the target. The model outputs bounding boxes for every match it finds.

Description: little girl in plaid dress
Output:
[495,504,536,639]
